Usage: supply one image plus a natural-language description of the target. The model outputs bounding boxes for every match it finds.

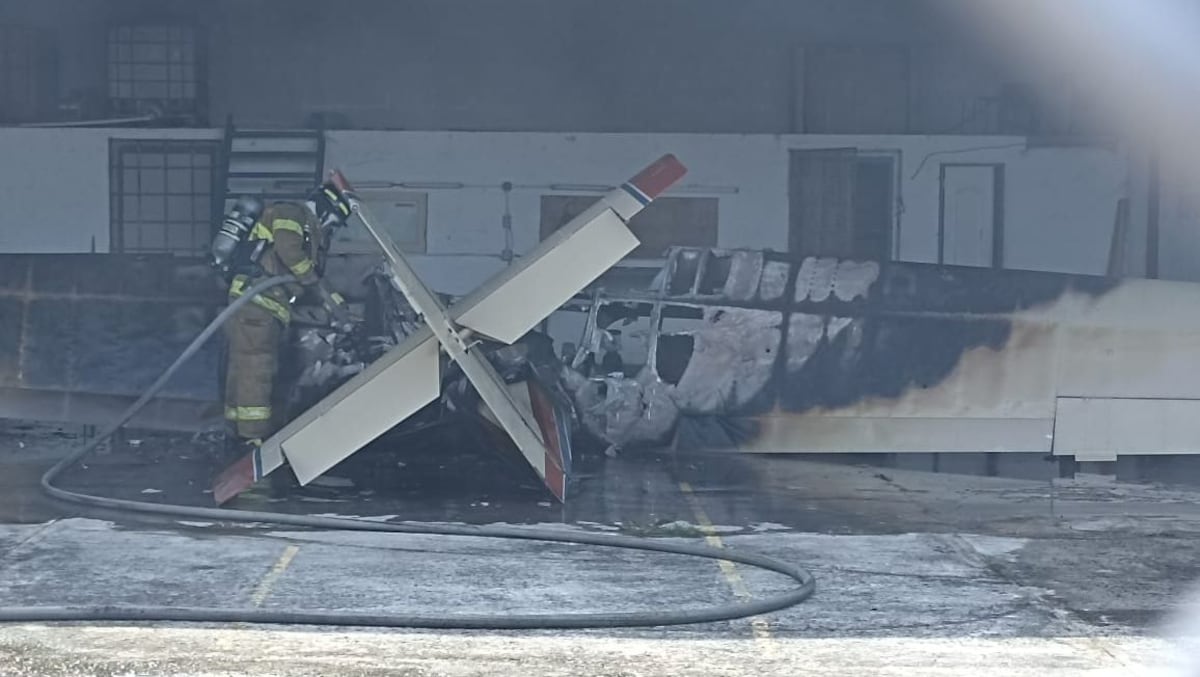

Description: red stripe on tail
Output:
[628,154,687,200]
[328,169,354,193]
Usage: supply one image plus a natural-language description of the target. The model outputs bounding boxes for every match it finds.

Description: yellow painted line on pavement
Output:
[679,481,775,651]
[250,544,300,607]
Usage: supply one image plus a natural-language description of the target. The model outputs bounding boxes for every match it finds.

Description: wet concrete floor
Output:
[25,420,1200,539]
[5,421,1200,674]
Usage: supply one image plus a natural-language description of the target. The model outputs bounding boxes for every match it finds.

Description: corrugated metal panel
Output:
[0,25,55,123]
[803,45,910,134]
[789,149,856,256]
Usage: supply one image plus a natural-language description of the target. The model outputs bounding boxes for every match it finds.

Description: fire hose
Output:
[1,275,815,629]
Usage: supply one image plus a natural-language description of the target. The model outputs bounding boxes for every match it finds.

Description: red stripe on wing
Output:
[212,453,256,505]
[528,380,567,502]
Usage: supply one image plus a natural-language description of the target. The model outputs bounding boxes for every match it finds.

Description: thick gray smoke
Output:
[1150,581,1200,676]
[937,0,1200,212]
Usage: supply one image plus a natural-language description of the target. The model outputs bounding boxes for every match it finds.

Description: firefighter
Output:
[221,183,354,455]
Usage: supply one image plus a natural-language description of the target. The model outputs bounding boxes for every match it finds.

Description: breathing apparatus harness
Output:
[209,180,355,281]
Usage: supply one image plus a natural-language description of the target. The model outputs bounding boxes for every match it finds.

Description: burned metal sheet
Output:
[566,246,1145,455]
[785,313,833,374]
[794,257,879,303]
[758,261,791,302]
[718,251,764,301]
[667,307,781,413]
[571,372,678,451]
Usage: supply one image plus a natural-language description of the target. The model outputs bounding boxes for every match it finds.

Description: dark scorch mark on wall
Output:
[637,251,1122,451]
[778,263,1118,414]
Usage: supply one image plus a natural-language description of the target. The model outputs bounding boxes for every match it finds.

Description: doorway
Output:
[788,149,896,261]
[938,164,1005,268]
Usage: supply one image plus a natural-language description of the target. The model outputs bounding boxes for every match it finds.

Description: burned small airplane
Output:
[213,155,689,504]
[238,241,1200,505]
[561,246,1200,466]
[276,271,573,498]
[221,186,1200,502]
[9,155,1200,507]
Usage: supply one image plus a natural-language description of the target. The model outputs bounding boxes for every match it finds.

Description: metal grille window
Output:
[107,24,202,117]
[110,140,219,256]
[803,45,910,134]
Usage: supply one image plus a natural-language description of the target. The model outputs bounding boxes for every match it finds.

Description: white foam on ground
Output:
[958,534,1027,559]
[309,513,401,522]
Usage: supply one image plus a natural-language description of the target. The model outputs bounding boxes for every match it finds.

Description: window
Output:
[107,24,203,119]
[109,139,219,256]
[331,190,428,254]
[540,196,719,259]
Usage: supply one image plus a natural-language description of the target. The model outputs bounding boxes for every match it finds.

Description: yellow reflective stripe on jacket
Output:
[226,406,271,422]
[272,218,305,236]
[250,222,273,242]
[248,295,291,324]
[323,188,352,217]
[229,275,291,324]
[289,257,314,276]
[229,275,247,295]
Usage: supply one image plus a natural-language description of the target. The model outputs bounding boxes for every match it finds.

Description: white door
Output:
[941,165,1000,267]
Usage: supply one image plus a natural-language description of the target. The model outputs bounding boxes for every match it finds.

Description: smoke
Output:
[933,8,1200,673]
[1153,580,1200,676]
[935,0,1200,205]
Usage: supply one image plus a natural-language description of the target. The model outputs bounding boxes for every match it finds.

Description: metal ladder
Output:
[219,115,325,208]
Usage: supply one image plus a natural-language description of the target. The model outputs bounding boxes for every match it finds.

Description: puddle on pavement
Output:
[1,421,1061,535]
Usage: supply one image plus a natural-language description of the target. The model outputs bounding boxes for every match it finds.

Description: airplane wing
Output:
[214,154,687,505]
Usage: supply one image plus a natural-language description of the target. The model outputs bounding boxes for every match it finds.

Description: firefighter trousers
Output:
[224,302,284,440]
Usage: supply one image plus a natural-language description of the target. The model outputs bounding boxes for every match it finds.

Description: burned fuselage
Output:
[247,243,1200,477]
[562,247,1200,460]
